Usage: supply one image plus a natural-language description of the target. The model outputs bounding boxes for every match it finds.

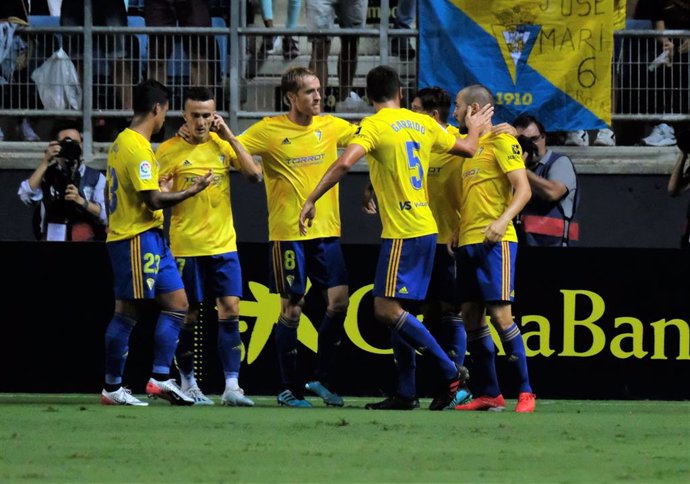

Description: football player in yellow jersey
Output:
[361,87,468,410]
[102,80,213,407]
[361,88,521,410]
[300,65,493,410]
[228,67,358,407]
[449,85,536,413]
[157,87,262,407]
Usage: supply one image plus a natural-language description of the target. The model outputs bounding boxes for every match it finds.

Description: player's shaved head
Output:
[459,84,494,107]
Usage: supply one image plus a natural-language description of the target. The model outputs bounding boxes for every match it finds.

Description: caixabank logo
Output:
[234,282,690,363]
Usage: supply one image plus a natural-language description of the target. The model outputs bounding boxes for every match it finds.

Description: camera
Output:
[58,137,82,164]
[45,137,82,201]
[516,135,537,168]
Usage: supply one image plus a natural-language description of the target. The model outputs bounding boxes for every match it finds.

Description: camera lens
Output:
[59,137,82,162]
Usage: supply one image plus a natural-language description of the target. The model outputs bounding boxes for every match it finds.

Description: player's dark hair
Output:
[460,84,494,107]
[415,87,451,122]
[132,79,170,115]
[366,65,402,103]
[281,66,316,105]
[183,86,215,104]
[513,113,546,136]
[51,121,82,141]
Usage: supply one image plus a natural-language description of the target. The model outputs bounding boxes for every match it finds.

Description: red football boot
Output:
[515,392,536,413]
[455,394,506,411]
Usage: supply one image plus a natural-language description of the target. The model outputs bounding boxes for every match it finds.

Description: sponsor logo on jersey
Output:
[183,160,192,166]
[399,286,409,295]
[463,168,481,178]
[399,201,412,210]
[286,153,325,166]
[282,137,291,145]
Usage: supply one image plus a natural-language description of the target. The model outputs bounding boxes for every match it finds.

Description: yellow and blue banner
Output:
[419,0,623,130]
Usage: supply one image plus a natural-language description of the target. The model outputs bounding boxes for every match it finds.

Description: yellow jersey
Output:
[157,133,240,256]
[233,114,358,241]
[428,124,464,245]
[458,132,525,246]
[106,128,163,242]
[350,108,456,239]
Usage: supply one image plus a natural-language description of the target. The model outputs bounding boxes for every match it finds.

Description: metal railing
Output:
[613,29,690,122]
[1,0,688,162]
[0,0,417,160]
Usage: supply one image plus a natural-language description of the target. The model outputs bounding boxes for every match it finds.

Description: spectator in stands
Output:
[61,0,133,111]
[668,128,690,248]
[17,122,107,241]
[635,0,689,147]
[0,0,40,141]
[307,0,368,108]
[256,0,302,60]
[391,0,415,60]
[563,0,626,147]
[145,0,213,87]
[514,114,579,247]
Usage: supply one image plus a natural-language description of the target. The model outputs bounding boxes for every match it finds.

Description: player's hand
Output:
[64,184,83,205]
[159,174,173,192]
[211,114,233,139]
[482,219,508,244]
[361,184,377,214]
[492,122,517,137]
[177,124,192,142]
[188,170,214,195]
[299,201,315,236]
[466,103,494,134]
[446,231,459,256]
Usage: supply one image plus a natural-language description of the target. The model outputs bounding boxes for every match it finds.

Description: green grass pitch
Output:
[0,394,688,483]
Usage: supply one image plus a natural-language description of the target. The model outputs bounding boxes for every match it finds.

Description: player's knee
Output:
[282,301,303,321]
[218,302,240,319]
[327,298,349,314]
[373,300,398,327]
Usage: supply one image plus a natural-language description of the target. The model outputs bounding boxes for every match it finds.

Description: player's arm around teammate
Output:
[102,80,213,407]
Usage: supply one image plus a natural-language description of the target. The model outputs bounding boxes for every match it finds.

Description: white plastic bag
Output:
[31,47,82,110]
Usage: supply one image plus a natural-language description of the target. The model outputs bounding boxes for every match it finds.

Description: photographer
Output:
[17,123,107,241]
[668,128,690,248]
[514,114,579,247]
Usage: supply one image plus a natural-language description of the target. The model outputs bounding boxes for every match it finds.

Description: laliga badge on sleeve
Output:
[139,160,152,180]
[46,223,67,241]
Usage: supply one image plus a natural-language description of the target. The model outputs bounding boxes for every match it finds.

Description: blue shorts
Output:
[455,241,517,304]
[107,229,184,300]
[176,252,243,303]
[426,245,458,304]
[373,234,437,300]
[269,237,348,297]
